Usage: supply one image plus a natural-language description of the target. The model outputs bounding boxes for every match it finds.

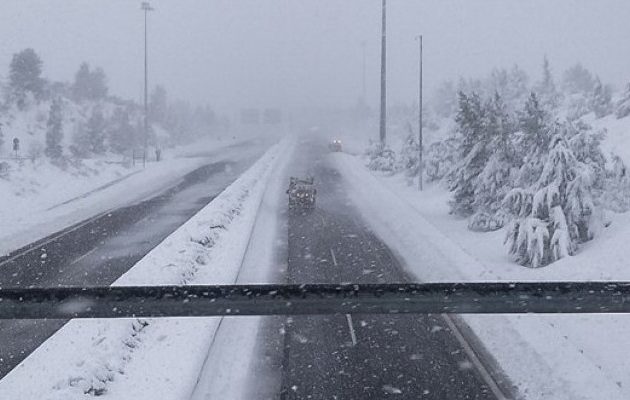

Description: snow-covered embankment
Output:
[0,138,291,400]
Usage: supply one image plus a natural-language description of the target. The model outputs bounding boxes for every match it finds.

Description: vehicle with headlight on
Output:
[287,176,316,210]
[329,139,342,152]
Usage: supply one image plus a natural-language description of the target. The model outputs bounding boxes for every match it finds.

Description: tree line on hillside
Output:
[0,48,221,164]
[367,58,630,268]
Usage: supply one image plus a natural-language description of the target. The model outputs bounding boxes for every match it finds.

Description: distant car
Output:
[329,139,342,152]
[287,176,316,210]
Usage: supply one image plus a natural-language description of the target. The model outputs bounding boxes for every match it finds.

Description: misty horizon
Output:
[0,1,628,114]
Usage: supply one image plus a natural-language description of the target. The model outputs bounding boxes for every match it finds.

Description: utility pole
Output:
[379,0,387,145]
[416,35,423,191]
[141,1,154,168]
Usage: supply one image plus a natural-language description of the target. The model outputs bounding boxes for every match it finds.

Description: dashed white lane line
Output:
[346,314,358,346]
[69,247,98,265]
[330,248,338,266]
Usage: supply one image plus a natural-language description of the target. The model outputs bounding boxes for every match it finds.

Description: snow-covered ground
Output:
[0,135,265,257]
[332,152,630,400]
[0,137,293,399]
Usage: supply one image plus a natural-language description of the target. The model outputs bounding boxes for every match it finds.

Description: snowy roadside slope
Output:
[0,138,291,400]
[332,153,629,400]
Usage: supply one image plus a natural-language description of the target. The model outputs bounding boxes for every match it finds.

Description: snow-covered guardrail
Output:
[2,281,630,318]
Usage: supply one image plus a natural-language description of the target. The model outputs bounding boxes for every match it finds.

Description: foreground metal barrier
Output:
[1,282,630,319]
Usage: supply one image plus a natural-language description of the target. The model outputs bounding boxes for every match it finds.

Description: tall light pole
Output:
[379,0,387,145]
[141,1,154,168]
[416,35,423,191]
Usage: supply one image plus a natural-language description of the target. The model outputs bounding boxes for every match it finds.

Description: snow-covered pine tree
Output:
[487,66,529,111]
[432,81,457,118]
[87,105,106,154]
[537,131,595,247]
[504,131,596,267]
[506,64,529,107]
[503,188,548,268]
[9,48,44,109]
[469,92,516,231]
[70,121,90,158]
[535,56,560,109]
[516,92,551,187]
[602,154,630,212]
[73,63,108,101]
[366,141,396,172]
[565,120,606,193]
[447,91,489,216]
[108,107,135,155]
[45,98,64,160]
[615,83,630,119]
[590,77,612,118]
[562,63,595,96]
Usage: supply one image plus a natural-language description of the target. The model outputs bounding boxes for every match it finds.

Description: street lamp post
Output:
[379,0,387,145]
[416,35,423,191]
[141,2,154,168]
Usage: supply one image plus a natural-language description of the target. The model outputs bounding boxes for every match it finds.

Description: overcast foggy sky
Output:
[0,0,629,113]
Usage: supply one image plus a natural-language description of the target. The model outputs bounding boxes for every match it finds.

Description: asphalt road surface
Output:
[261,139,510,399]
[0,142,266,378]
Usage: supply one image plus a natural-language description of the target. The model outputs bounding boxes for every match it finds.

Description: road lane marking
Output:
[69,247,98,265]
[330,249,337,266]
[441,314,509,400]
[345,314,357,346]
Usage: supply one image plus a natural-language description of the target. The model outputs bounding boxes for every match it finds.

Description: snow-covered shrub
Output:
[366,141,396,172]
[468,209,510,232]
[0,161,9,177]
[425,138,457,182]
[397,133,419,177]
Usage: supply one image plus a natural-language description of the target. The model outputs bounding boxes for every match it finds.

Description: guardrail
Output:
[1,282,629,319]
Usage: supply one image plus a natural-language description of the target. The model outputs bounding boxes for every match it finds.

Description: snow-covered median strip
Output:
[0,138,290,400]
[332,152,630,400]
[0,137,265,257]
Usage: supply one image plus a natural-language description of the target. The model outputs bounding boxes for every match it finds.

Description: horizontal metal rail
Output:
[1,282,629,319]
